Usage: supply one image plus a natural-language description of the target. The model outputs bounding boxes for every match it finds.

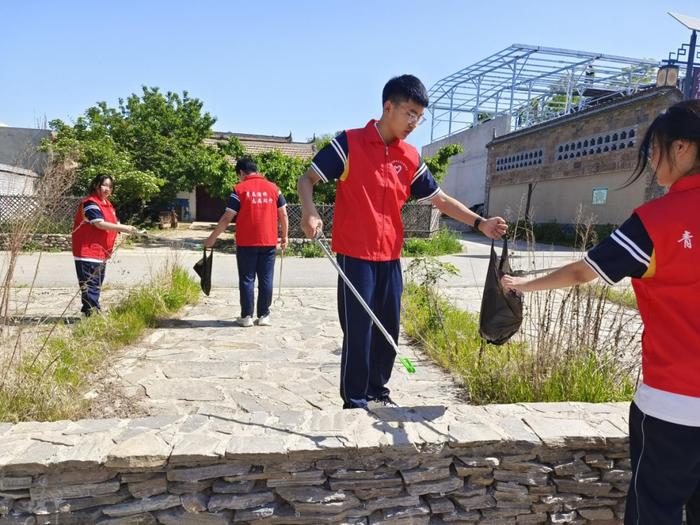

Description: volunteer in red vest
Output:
[298,75,507,410]
[205,158,288,327]
[502,100,700,525]
[72,174,139,316]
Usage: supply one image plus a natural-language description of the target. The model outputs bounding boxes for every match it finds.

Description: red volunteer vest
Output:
[234,174,280,247]
[331,120,419,261]
[71,196,118,261]
[632,173,700,397]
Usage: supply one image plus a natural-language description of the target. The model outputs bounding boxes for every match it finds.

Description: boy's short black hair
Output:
[382,75,429,108]
[235,157,257,174]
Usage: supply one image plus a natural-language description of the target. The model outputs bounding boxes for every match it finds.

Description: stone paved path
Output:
[90,288,466,418]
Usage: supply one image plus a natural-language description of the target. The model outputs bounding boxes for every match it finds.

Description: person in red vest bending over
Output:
[205,157,289,327]
[72,174,139,316]
[503,100,700,525]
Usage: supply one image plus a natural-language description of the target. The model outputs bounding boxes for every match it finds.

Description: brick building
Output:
[486,87,683,226]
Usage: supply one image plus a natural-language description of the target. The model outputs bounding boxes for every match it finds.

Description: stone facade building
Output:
[485,87,683,226]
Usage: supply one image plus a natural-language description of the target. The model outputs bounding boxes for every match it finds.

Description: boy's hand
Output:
[480,217,508,240]
[301,214,323,239]
[279,237,288,250]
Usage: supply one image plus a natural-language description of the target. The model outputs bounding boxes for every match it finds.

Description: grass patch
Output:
[402,281,635,404]
[510,219,617,249]
[20,240,64,253]
[0,265,200,422]
[402,228,463,257]
[201,229,463,259]
[585,284,637,309]
[287,240,325,258]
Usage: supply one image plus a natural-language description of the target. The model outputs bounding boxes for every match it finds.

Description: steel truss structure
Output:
[428,44,659,141]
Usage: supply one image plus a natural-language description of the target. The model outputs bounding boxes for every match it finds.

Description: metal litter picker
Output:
[314,231,416,374]
[274,247,285,307]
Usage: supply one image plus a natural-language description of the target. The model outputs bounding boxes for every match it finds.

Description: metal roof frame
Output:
[428,44,659,141]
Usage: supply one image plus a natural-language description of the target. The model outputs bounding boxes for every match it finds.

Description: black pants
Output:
[336,254,402,408]
[235,246,275,318]
[75,260,106,316]
[625,402,700,524]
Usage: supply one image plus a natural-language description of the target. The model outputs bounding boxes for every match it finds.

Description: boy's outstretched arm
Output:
[297,169,324,239]
[430,191,507,240]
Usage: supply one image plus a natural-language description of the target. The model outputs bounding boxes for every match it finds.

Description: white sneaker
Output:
[236,316,254,327]
[256,315,271,326]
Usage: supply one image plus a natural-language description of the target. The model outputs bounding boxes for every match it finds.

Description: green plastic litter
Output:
[398,357,416,374]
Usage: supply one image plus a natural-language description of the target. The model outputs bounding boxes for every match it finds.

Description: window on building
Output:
[592,187,608,205]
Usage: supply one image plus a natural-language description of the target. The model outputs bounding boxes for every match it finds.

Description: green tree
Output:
[44,86,238,216]
[251,150,308,204]
[44,118,164,215]
[111,87,236,206]
[424,144,464,184]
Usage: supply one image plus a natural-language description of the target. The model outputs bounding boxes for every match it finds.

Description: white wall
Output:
[489,170,647,225]
[0,165,39,195]
[421,116,510,208]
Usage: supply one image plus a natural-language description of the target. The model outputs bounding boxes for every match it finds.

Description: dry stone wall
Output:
[0,403,631,524]
[0,234,71,251]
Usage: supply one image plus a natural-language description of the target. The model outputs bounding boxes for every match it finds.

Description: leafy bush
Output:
[402,229,463,257]
[287,240,325,258]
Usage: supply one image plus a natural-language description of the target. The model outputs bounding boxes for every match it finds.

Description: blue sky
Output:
[1,0,698,148]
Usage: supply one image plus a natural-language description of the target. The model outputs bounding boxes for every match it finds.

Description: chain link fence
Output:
[0,195,80,233]
[285,203,439,238]
[0,196,440,238]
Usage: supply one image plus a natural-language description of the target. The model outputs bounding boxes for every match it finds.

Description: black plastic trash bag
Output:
[479,238,523,345]
[193,247,214,296]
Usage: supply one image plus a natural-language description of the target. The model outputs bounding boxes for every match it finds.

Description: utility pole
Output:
[669,12,700,99]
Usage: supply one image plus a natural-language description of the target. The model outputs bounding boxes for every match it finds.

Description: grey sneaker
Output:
[256,315,271,326]
[236,316,254,327]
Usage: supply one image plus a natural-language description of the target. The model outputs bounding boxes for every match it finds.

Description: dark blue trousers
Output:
[235,246,276,318]
[336,254,402,408]
[625,402,700,525]
[74,260,106,316]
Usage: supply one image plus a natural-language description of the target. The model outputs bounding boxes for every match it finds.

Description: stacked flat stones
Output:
[0,403,630,524]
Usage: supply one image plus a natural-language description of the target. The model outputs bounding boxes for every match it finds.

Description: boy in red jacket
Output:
[298,75,507,409]
[206,158,288,327]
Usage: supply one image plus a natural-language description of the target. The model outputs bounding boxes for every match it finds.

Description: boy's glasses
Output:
[405,110,426,126]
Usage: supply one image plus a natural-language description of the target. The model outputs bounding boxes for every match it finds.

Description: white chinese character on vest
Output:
[678,230,693,249]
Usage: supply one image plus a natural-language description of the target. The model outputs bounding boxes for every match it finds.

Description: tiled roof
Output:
[206,131,315,159]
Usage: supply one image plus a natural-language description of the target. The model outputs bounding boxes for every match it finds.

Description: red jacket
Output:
[234,174,281,247]
[633,173,700,397]
[332,120,420,261]
[71,196,118,261]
